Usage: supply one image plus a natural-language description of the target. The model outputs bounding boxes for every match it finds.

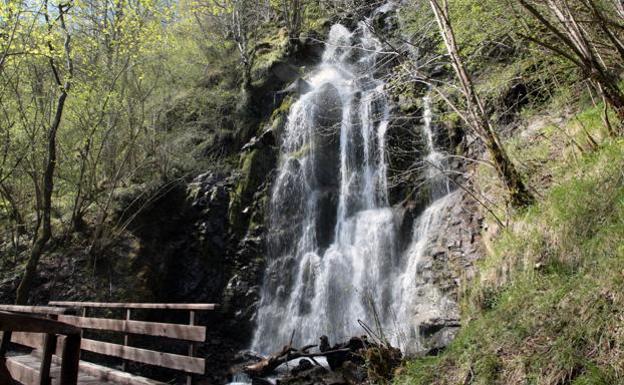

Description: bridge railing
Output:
[0,309,81,385]
[0,302,218,385]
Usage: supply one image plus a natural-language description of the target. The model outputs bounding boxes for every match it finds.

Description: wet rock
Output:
[241,129,277,152]
[419,318,460,338]
[371,2,399,34]
[253,378,274,385]
[316,189,339,251]
[311,83,342,190]
[228,139,278,235]
[279,366,339,385]
[314,83,343,130]
[280,78,313,97]
[291,359,314,375]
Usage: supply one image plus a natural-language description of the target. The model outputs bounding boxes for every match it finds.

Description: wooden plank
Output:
[187,311,196,385]
[80,339,205,374]
[0,357,15,384]
[12,332,45,350]
[13,334,66,357]
[0,311,81,336]
[77,361,167,385]
[54,335,66,357]
[57,315,206,342]
[6,354,41,385]
[73,375,107,385]
[0,305,68,315]
[43,355,165,385]
[122,309,131,372]
[49,302,218,311]
[10,354,109,385]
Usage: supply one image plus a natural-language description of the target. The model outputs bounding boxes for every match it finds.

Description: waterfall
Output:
[422,95,451,199]
[251,10,455,355]
[391,95,456,354]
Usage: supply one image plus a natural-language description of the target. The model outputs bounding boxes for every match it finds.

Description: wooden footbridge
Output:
[0,302,217,385]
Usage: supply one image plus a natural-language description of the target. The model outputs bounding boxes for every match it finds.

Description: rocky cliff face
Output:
[147,0,488,362]
[219,3,486,357]
[0,4,488,383]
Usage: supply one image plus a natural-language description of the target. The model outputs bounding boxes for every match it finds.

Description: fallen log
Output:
[243,344,352,377]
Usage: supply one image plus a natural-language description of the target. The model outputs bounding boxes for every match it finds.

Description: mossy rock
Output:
[228,144,277,234]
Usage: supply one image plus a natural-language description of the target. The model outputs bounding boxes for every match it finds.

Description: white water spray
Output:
[252,12,455,355]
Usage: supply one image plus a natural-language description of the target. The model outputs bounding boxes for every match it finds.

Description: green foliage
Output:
[448,0,511,55]
[399,0,580,124]
[395,356,439,385]
[396,107,624,384]
[0,0,242,260]
[228,145,277,234]
[0,0,327,270]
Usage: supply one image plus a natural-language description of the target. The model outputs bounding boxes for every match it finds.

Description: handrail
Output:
[0,305,68,315]
[49,301,218,310]
[2,303,217,385]
[0,311,79,335]
[0,311,81,385]
[48,301,216,384]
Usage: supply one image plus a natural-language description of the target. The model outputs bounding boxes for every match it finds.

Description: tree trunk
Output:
[70,139,91,233]
[430,0,534,208]
[592,70,624,134]
[15,2,72,304]
[15,90,67,305]
[484,135,534,207]
[242,64,252,91]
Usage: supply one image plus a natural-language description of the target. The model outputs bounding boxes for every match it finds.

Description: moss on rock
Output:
[228,141,277,235]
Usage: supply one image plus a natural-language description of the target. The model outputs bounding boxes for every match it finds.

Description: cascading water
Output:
[392,95,456,354]
[252,9,456,355]
[422,95,451,199]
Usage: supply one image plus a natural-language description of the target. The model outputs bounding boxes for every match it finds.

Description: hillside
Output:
[398,99,624,385]
[396,0,624,384]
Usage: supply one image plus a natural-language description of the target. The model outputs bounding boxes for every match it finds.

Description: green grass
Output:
[396,110,624,384]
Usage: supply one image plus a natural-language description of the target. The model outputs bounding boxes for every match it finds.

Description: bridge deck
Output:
[7,354,166,385]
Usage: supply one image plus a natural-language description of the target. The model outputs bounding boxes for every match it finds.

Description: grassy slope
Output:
[394,1,624,383]
[396,101,624,385]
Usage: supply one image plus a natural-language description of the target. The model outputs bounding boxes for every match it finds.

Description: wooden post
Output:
[40,313,59,385]
[0,331,12,357]
[60,334,81,385]
[187,310,196,385]
[122,308,131,372]
[81,307,87,337]
[79,308,86,345]
[0,332,10,385]
[39,333,57,385]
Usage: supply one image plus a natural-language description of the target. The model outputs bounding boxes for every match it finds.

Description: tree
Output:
[0,0,217,302]
[15,0,74,304]
[277,0,304,43]
[195,0,267,89]
[429,0,534,208]
[517,0,624,135]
